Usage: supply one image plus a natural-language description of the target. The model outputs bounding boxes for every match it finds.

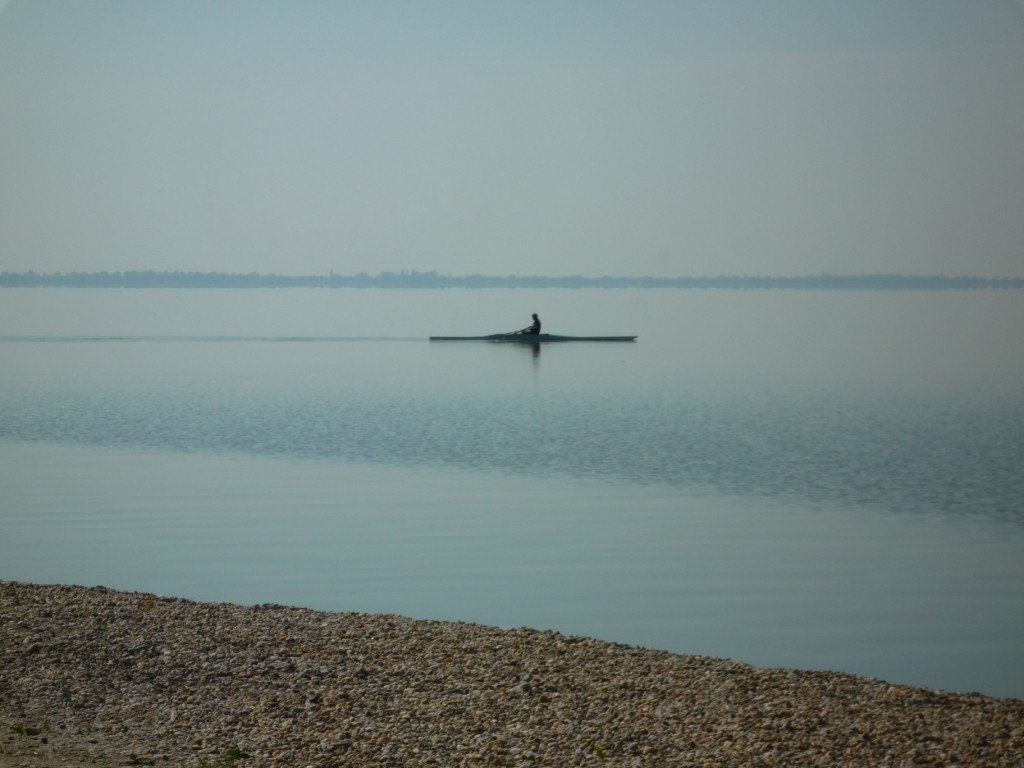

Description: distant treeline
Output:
[2,270,1022,290]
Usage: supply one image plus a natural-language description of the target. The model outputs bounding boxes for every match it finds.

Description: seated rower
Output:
[521,313,541,335]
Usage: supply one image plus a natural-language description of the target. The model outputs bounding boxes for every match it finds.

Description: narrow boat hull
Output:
[429,334,637,342]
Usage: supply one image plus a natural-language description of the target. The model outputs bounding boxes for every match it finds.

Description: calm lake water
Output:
[2,288,1023,698]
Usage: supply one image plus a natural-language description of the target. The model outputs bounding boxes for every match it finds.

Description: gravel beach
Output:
[2,581,1022,767]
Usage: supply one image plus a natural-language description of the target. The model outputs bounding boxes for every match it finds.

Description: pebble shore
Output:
[2,581,1022,767]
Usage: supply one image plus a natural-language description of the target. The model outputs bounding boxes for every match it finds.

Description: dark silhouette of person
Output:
[523,313,541,335]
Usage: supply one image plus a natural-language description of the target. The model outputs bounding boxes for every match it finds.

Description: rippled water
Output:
[2,288,1023,697]
[4,344,1021,522]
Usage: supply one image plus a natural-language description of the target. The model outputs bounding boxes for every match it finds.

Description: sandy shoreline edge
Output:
[2,580,1022,767]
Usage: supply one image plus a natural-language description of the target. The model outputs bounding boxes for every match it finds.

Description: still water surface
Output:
[2,288,1023,697]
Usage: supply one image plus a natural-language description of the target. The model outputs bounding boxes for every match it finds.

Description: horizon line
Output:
[3,269,1023,279]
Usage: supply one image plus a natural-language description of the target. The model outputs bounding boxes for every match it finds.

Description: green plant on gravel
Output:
[10,724,43,736]
[592,743,607,760]
[128,754,156,766]
[198,746,251,767]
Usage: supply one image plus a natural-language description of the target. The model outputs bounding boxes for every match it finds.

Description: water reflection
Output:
[1,289,1022,528]
[2,352,1020,526]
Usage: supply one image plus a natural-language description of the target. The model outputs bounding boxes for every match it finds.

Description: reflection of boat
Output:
[429,334,637,342]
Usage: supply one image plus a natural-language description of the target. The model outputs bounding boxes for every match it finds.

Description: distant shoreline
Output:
[2,270,1022,290]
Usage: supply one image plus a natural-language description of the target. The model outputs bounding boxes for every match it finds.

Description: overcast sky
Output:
[1,1,1022,278]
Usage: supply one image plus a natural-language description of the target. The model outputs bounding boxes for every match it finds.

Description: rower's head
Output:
[532,313,538,319]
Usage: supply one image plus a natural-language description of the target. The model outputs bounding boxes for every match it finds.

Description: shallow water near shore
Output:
[1,288,1023,698]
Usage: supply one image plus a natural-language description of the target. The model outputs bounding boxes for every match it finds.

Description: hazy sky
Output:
[1,1,1022,278]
